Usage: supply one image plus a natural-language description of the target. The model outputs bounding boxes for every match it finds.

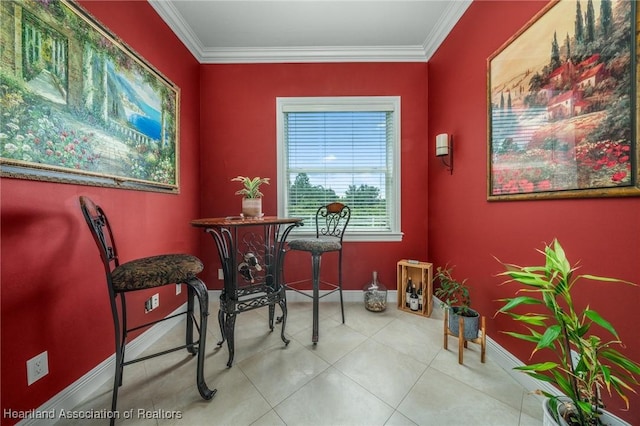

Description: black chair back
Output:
[79,196,120,276]
[315,202,351,242]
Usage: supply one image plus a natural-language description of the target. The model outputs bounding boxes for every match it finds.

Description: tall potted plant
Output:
[231,176,269,217]
[435,265,480,340]
[496,239,640,426]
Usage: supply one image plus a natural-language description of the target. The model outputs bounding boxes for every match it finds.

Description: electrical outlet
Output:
[218,269,224,280]
[176,284,182,295]
[145,293,160,313]
[27,351,49,385]
[151,293,159,309]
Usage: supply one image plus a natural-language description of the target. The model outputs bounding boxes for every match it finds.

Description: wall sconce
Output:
[435,133,453,174]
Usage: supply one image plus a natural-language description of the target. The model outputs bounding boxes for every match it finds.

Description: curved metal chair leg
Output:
[186,278,216,400]
[268,304,275,331]
[224,313,237,367]
[216,308,225,347]
[311,253,321,344]
[338,252,345,324]
[110,297,125,425]
[278,297,290,345]
[185,284,197,355]
[110,359,120,426]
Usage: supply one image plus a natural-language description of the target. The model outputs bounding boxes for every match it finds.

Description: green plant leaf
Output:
[535,325,561,351]
[609,375,634,409]
[551,370,574,397]
[576,400,593,416]
[501,331,540,344]
[504,272,549,288]
[551,239,572,276]
[516,362,558,371]
[231,175,269,198]
[575,323,590,338]
[584,309,619,340]
[496,296,542,313]
[509,314,549,326]
[600,364,612,386]
[580,273,636,286]
[521,371,557,384]
[601,348,640,375]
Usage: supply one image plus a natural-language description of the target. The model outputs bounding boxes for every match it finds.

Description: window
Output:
[276,96,402,242]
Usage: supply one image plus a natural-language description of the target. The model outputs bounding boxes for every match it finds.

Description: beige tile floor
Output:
[67,301,544,425]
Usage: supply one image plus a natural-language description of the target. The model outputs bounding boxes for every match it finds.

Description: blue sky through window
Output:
[286,111,389,197]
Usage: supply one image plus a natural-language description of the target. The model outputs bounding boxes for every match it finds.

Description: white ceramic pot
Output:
[543,399,559,426]
[544,397,629,426]
[241,197,263,217]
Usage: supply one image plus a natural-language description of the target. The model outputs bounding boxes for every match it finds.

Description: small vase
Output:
[363,271,387,312]
[241,197,263,218]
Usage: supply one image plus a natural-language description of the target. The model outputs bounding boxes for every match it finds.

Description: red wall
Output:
[428,1,640,423]
[0,1,202,422]
[198,62,429,290]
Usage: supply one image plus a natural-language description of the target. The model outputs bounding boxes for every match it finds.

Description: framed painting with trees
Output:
[487,0,638,200]
[0,0,179,192]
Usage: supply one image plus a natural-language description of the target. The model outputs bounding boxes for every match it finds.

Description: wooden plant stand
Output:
[443,309,486,365]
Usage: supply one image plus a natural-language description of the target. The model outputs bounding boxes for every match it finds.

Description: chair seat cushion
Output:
[289,238,341,255]
[112,254,204,291]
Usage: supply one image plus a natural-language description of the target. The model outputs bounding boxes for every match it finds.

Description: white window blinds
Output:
[277,97,401,240]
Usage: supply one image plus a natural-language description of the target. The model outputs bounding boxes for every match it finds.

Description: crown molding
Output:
[198,45,429,64]
[423,0,471,61]
[148,0,205,60]
[149,0,471,64]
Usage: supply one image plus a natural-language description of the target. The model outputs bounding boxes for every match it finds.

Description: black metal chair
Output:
[79,196,215,424]
[285,202,351,344]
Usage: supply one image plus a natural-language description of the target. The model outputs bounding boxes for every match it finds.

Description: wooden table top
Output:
[191,216,303,228]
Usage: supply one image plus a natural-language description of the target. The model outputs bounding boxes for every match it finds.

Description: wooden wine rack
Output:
[396,259,433,317]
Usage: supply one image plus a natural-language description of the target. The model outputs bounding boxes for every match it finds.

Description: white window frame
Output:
[276,96,403,242]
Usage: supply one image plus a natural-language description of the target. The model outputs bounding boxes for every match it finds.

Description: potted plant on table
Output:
[231,176,270,218]
[496,239,640,426]
[435,265,480,340]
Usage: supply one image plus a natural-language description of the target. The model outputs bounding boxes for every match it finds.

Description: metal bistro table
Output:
[191,216,303,367]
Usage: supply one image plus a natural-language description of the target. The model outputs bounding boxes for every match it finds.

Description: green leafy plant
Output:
[496,239,640,425]
[231,176,270,199]
[434,265,474,316]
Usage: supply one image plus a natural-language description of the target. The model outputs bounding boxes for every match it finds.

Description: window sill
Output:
[288,231,403,242]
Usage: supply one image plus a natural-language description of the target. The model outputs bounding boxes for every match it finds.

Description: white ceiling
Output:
[148,1,471,64]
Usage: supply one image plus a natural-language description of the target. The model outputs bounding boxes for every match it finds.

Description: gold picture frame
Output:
[0,0,180,192]
[487,0,638,200]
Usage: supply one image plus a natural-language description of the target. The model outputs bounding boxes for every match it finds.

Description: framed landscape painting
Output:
[0,0,179,192]
[487,0,638,200]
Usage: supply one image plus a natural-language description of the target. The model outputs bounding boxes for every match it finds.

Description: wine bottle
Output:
[417,284,423,311]
[405,277,413,308]
[410,286,419,311]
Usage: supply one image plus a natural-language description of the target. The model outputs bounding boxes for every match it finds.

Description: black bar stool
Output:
[79,196,215,424]
[284,202,351,344]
